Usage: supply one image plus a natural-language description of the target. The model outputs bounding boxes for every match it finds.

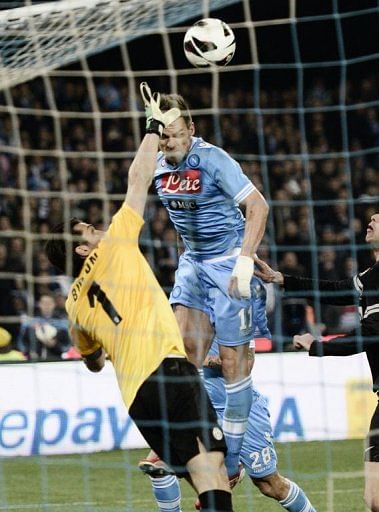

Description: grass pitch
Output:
[0,439,365,511]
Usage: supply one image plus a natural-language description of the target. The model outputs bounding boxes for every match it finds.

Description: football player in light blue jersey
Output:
[152,92,269,479]
[142,284,317,512]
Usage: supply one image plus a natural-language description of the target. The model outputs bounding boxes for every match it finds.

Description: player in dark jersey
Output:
[254,212,379,512]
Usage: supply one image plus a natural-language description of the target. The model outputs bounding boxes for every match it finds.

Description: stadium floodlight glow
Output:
[0,0,241,90]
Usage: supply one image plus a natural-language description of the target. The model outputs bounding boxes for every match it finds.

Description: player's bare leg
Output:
[186,439,232,510]
[251,472,289,500]
[364,461,379,512]
[252,473,316,511]
[174,304,214,369]
[219,343,251,384]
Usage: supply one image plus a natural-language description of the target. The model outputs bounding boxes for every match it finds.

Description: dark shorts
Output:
[365,399,379,463]
[129,358,226,475]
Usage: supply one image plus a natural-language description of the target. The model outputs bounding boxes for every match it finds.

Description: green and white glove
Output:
[140,82,180,136]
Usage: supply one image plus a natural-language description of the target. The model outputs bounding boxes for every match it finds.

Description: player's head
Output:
[366,212,379,250]
[45,219,104,277]
[159,93,194,165]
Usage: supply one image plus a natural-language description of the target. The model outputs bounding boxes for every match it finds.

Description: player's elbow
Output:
[85,359,104,372]
[258,194,269,216]
[82,348,106,373]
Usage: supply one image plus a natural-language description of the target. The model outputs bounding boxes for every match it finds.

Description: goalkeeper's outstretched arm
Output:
[125,83,180,217]
[125,133,161,217]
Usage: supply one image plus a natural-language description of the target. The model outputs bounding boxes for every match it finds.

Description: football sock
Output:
[198,490,232,511]
[222,376,252,476]
[279,480,317,512]
[150,475,182,512]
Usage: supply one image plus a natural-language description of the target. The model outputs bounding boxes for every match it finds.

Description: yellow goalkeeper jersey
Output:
[66,203,186,407]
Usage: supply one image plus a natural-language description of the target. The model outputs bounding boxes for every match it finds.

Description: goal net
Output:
[0,1,378,511]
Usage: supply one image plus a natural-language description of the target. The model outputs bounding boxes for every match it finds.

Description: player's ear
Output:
[75,245,90,258]
[189,121,195,135]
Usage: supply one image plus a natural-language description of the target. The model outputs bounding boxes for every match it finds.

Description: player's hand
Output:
[293,333,314,351]
[229,255,255,299]
[203,354,222,369]
[140,82,180,136]
[253,255,284,285]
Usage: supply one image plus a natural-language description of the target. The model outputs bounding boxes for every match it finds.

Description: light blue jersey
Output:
[154,137,255,259]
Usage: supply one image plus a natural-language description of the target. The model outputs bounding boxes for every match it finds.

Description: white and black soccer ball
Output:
[183,18,236,68]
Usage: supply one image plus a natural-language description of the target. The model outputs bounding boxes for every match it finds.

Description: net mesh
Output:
[0,0,378,510]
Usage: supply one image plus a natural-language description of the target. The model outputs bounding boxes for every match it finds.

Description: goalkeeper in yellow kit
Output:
[45,83,233,512]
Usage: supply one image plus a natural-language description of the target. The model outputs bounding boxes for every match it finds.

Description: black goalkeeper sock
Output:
[198,490,232,511]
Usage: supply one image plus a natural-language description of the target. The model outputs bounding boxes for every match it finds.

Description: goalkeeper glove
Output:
[231,255,255,299]
[140,82,180,136]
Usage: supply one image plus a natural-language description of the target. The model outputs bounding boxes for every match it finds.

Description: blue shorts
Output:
[204,366,278,479]
[170,253,269,346]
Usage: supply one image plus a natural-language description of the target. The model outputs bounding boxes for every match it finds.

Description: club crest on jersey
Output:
[161,169,201,194]
[187,154,200,168]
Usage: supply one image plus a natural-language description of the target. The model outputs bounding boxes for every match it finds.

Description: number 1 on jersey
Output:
[87,281,122,325]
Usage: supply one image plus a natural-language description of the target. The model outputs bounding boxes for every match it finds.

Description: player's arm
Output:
[240,189,269,257]
[82,346,106,372]
[125,83,180,217]
[229,189,269,299]
[254,255,357,306]
[69,323,105,372]
[124,133,160,217]
[294,314,379,356]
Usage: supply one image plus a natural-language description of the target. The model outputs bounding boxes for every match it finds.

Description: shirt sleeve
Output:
[211,147,255,203]
[70,324,101,357]
[283,274,357,306]
[309,335,378,357]
[106,203,145,245]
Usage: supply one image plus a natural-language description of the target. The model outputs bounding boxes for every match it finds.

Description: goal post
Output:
[0,0,242,90]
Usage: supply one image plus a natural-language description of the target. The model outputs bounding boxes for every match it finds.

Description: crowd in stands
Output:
[0,73,378,359]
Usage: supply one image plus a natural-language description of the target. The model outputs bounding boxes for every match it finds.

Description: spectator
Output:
[279,251,305,277]
[0,74,378,351]
[17,294,70,360]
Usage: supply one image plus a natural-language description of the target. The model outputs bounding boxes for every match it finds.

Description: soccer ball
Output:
[183,18,235,68]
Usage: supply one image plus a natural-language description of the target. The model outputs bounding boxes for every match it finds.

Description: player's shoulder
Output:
[192,136,213,151]
[192,137,237,171]
[357,261,379,288]
[192,136,227,157]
